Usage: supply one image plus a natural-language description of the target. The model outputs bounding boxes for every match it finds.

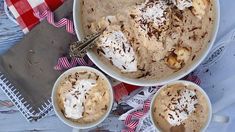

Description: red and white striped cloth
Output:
[34,8,75,34]
[123,100,151,132]
[5,0,66,33]
[54,57,94,70]
[113,83,141,102]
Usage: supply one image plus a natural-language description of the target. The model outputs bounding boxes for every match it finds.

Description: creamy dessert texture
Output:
[81,0,215,79]
[152,83,209,132]
[57,71,110,124]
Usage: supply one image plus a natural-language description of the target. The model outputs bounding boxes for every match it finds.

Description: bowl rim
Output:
[73,0,220,86]
[51,66,114,129]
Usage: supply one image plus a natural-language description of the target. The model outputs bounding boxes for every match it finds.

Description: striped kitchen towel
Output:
[5,0,64,33]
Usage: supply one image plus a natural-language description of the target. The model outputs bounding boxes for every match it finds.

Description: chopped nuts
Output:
[191,0,209,19]
[165,46,191,69]
[165,53,182,69]
[174,47,191,61]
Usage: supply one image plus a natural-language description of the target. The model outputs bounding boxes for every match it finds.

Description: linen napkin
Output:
[0,0,76,121]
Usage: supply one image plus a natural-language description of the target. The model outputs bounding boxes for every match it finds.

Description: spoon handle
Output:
[69,30,104,58]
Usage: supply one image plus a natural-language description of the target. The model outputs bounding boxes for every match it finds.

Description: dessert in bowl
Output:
[73,0,220,86]
[150,81,212,132]
[52,67,113,129]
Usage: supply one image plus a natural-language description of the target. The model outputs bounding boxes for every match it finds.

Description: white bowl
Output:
[51,66,114,129]
[73,0,220,86]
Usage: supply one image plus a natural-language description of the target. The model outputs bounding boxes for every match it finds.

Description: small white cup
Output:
[51,66,114,130]
[150,80,229,131]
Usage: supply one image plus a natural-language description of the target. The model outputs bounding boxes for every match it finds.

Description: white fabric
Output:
[27,0,44,8]
[8,5,19,18]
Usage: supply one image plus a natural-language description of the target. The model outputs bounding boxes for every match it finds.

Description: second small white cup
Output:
[150,80,229,131]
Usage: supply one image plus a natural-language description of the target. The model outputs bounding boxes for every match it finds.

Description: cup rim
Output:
[51,66,114,129]
[150,80,212,131]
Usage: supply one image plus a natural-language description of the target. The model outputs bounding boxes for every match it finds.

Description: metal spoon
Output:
[69,30,105,58]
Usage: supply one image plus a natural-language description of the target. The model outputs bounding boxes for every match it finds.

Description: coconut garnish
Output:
[97,30,137,72]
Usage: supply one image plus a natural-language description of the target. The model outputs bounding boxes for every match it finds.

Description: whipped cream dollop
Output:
[135,0,169,29]
[97,30,137,72]
[172,0,193,10]
[63,79,96,119]
[166,89,198,126]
